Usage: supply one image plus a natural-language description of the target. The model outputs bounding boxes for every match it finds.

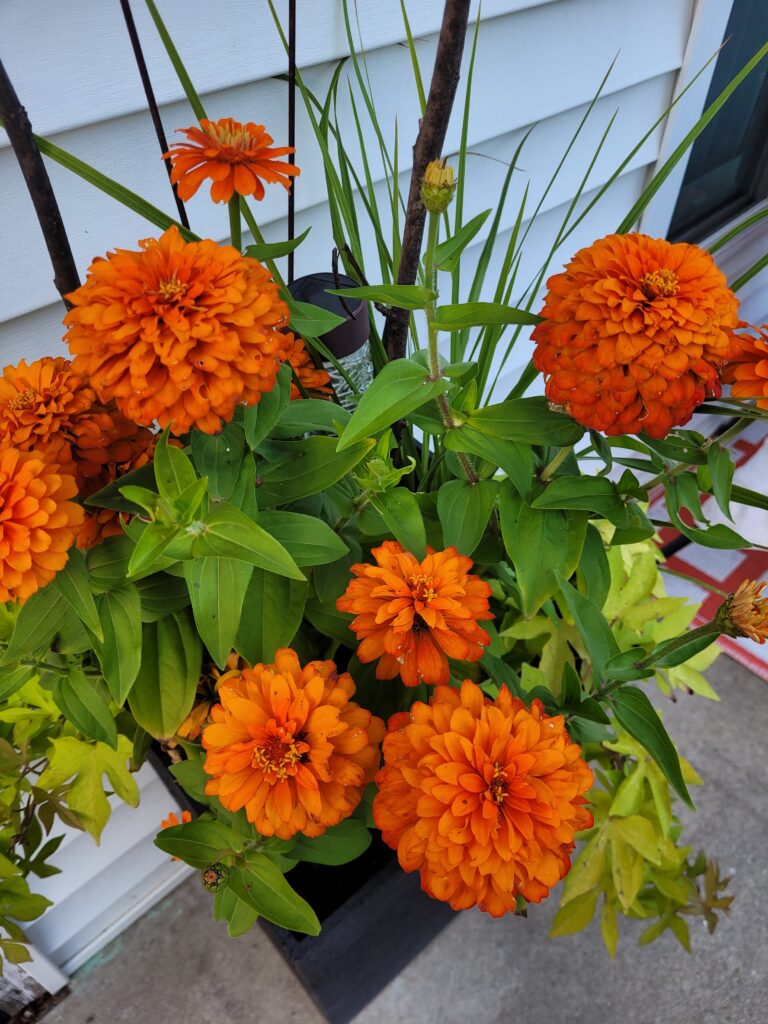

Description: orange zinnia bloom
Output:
[722,322,768,409]
[63,226,294,435]
[720,579,768,644]
[532,233,739,438]
[336,542,493,687]
[160,809,192,829]
[374,680,594,916]
[0,448,84,603]
[287,337,332,399]
[202,649,385,840]
[165,118,300,204]
[177,652,245,741]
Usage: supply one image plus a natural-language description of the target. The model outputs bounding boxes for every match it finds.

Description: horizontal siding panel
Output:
[0,0,555,141]
[1,0,690,324]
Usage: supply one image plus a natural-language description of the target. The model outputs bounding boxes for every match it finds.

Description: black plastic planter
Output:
[259,834,454,1024]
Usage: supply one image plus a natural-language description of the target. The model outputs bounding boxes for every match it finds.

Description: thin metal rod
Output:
[0,58,80,305]
[287,0,297,283]
[119,0,190,228]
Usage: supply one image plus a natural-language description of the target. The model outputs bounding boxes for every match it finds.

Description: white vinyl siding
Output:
[0,0,703,976]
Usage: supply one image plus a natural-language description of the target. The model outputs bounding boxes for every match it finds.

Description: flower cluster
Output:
[337,542,493,687]
[374,680,594,915]
[532,233,740,437]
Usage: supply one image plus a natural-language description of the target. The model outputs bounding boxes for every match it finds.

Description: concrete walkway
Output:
[40,659,767,1024]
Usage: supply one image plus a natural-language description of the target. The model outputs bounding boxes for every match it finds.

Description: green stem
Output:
[334,493,372,533]
[228,196,242,252]
[539,444,574,483]
[423,210,478,485]
[659,564,728,598]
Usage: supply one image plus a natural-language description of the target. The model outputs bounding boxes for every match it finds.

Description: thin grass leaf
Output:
[709,204,768,253]
[399,0,427,115]
[452,10,482,306]
[144,0,206,119]
[731,251,768,292]
[34,135,197,240]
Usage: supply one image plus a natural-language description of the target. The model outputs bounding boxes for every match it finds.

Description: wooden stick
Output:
[383,0,471,361]
[0,59,81,305]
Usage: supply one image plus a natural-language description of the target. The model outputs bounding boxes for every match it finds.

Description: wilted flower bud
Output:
[201,862,229,892]
[715,580,768,643]
[420,159,456,213]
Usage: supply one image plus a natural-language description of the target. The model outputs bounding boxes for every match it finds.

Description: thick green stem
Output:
[540,444,574,483]
[228,196,242,252]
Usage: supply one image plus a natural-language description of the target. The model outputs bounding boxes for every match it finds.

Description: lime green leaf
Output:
[50,550,103,641]
[234,570,306,664]
[213,884,260,938]
[154,428,197,500]
[612,815,662,865]
[610,686,692,808]
[444,427,532,497]
[191,423,245,501]
[127,523,180,578]
[54,669,117,748]
[432,210,492,272]
[244,226,311,261]
[285,296,345,336]
[1,586,71,665]
[562,832,607,902]
[609,829,644,911]
[38,735,139,841]
[257,511,348,566]
[193,503,304,581]
[257,436,375,504]
[272,399,351,439]
[329,284,434,310]
[549,888,600,937]
[154,819,245,868]
[431,301,542,331]
[466,397,584,446]
[600,899,619,958]
[93,587,143,704]
[128,611,202,738]
[337,359,447,451]
[184,558,253,669]
[369,489,426,559]
[437,478,498,556]
[556,574,619,683]
[230,859,320,935]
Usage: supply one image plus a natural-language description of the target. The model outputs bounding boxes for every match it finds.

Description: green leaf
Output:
[369,489,426,559]
[0,664,35,702]
[243,363,292,450]
[154,429,197,500]
[432,210,492,272]
[610,686,693,807]
[707,444,735,521]
[184,558,253,668]
[304,599,357,648]
[256,511,348,567]
[213,884,260,938]
[467,397,584,446]
[92,585,143,704]
[87,536,135,592]
[128,611,202,738]
[286,295,346,336]
[532,475,627,519]
[549,888,600,937]
[136,573,191,622]
[609,829,644,911]
[84,462,157,513]
[556,574,619,683]
[234,570,306,664]
[191,423,245,501]
[1,586,71,665]
[50,550,103,641]
[244,226,311,261]
[328,283,435,310]
[154,819,245,869]
[431,301,542,331]
[230,859,320,935]
[272,399,351,439]
[612,815,662,865]
[579,524,611,609]
[649,628,720,669]
[444,426,532,497]
[437,479,498,556]
[292,818,372,866]
[127,523,180,578]
[336,359,447,451]
[193,503,304,580]
[53,669,117,748]
[257,436,375,504]
[38,735,139,841]
[499,483,587,616]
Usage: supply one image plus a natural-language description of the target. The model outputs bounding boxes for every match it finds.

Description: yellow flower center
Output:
[486,763,508,805]
[157,277,188,302]
[207,123,257,153]
[252,728,308,781]
[409,573,437,603]
[640,268,678,300]
[7,388,37,410]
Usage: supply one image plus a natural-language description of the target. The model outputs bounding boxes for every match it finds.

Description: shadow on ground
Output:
[41,659,767,1024]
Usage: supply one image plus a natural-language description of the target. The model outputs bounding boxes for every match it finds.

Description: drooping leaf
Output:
[128,611,203,738]
[184,558,253,668]
[235,570,307,664]
[369,489,427,559]
[556,574,619,684]
[190,422,246,501]
[437,479,498,556]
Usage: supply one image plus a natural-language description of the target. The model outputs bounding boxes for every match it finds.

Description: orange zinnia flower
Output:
[160,809,192,829]
[374,680,594,916]
[287,337,332,399]
[165,118,300,204]
[0,448,84,603]
[722,322,768,409]
[63,226,294,435]
[202,649,385,840]
[177,652,245,741]
[336,542,493,687]
[719,579,768,644]
[532,233,739,438]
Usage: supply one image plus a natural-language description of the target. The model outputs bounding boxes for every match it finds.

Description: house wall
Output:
[0,0,721,976]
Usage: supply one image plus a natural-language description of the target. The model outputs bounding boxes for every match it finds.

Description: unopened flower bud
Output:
[715,579,768,643]
[420,159,456,213]
[201,862,229,892]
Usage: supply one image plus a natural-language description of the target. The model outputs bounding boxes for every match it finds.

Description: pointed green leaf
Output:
[50,550,103,641]
[53,669,117,748]
[190,422,246,501]
[184,557,252,668]
[431,301,542,331]
[437,478,498,556]
[93,587,143,704]
[235,569,306,664]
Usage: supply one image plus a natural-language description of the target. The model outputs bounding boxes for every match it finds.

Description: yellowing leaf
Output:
[549,888,599,937]
[600,899,619,958]
[562,831,607,902]
[612,815,662,865]
[609,829,645,911]
[38,735,139,842]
